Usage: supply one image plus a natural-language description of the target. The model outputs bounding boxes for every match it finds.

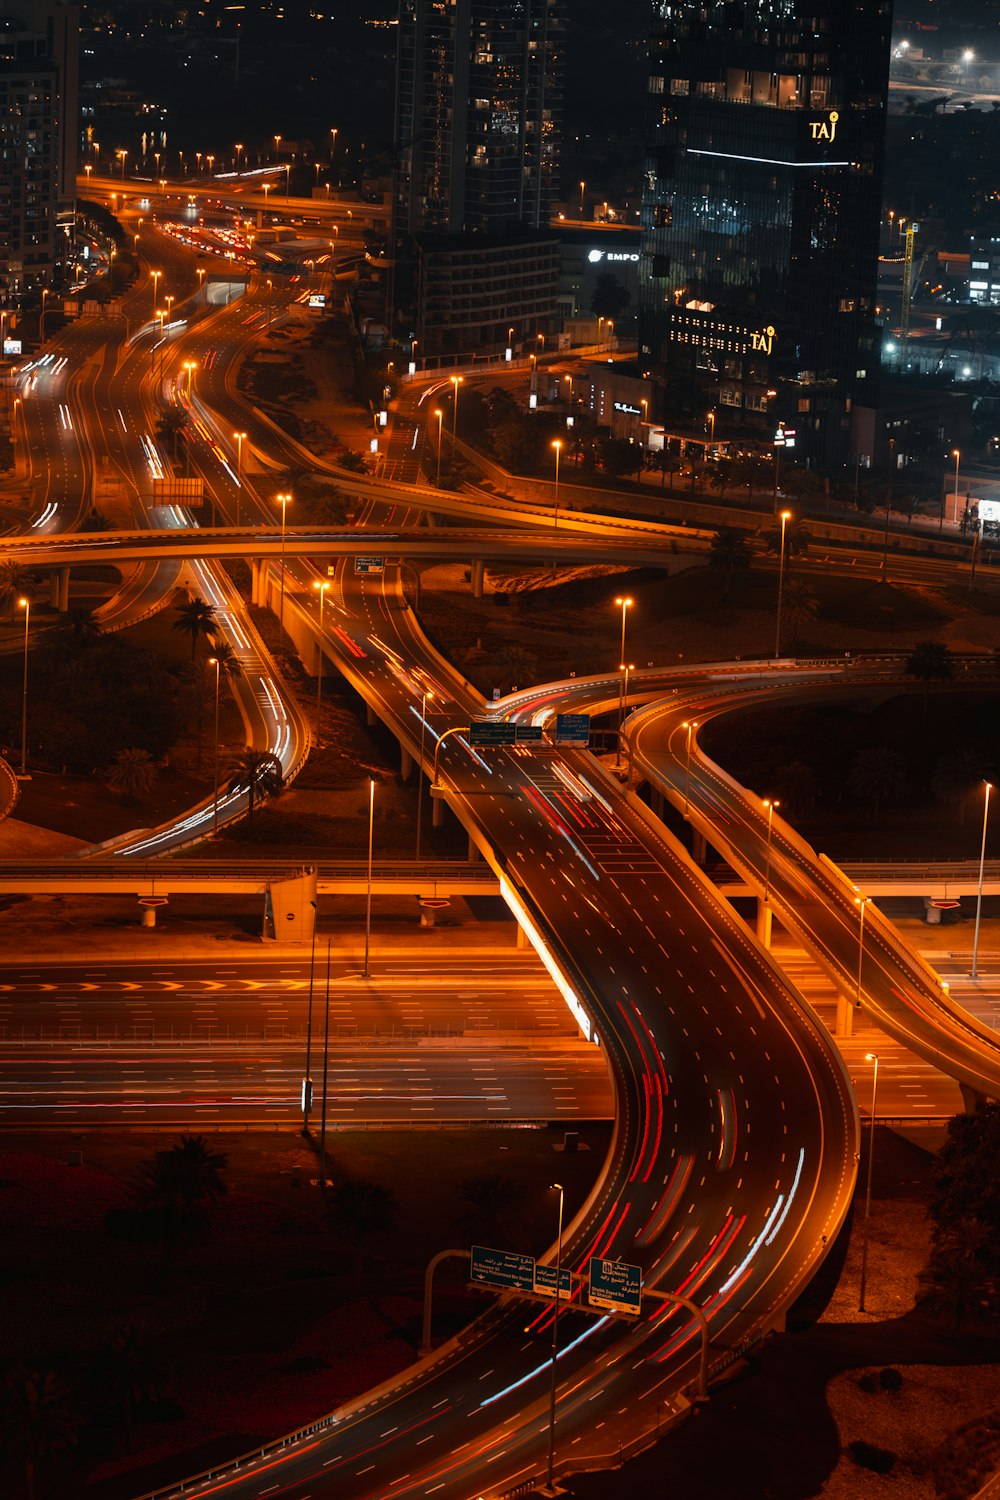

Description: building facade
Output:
[0,0,78,306]
[639,0,892,467]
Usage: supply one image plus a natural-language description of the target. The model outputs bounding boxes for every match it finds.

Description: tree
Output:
[455,1174,529,1251]
[139,1134,228,1251]
[492,417,546,474]
[706,458,737,500]
[600,437,639,479]
[155,405,189,461]
[930,1103,1000,1239]
[210,640,244,684]
[0,561,37,621]
[770,761,819,820]
[107,746,158,800]
[590,272,631,321]
[781,579,820,647]
[172,597,218,660]
[0,1367,81,1500]
[495,643,537,690]
[906,640,954,711]
[932,746,992,825]
[847,745,908,815]
[80,508,115,532]
[764,517,812,560]
[708,526,753,600]
[226,746,284,831]
[92,1324,160,1452]
[918,1223,997,1334]
[327,1178,397,1292]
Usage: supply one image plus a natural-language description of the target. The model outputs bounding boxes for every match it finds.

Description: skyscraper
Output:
[0,0,78,306]
[639,0,892,466]
[394,0,565,358]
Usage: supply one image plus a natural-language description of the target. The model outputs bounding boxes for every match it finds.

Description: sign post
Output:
[588,1256,643,1316]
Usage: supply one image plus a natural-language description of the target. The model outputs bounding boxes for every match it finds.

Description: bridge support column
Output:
[691,828,708,865]
[471,558,485,598]
[432,795,443,828]
[835,994,854,1039]
[401,746,413,780]
[468,833,482,862]
[48,567,70,612]
[516,921,529,949]
[250,559,262,606]
[424,509,438,528]
[960,1084,988,1114]
[755,899,772,949]
[140,905,157,928]
[366,702,377,728]
[265,868,318,945]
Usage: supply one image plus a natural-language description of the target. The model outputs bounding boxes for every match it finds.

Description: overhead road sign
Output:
[471,1245,535,1292]
[354,556,384,574]
[534,1263,573,1298]
[517,724,544,743]
[588,1257,643,1316]
[555,713,591,745]
[470,720,518,747]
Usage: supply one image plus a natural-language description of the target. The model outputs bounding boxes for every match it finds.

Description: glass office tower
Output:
[640,0,892,465]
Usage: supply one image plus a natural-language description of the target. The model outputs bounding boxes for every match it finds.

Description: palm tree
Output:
[328,1178,397,1292]
[139,1134,228,1251]
[906,640,954,713]
[225,746,284,831]
[172,597,218,660]
[210,639,244,683]
[495,643,537,690]
[0,561,37,621]
[456,1174,529,1251]
[0,1366,81,1500]
[770,761,820,820]
[155,405,189,460]
[918,1223,996,1334]
[933,746,992,825]
[847,746,909,816]
[108,747,158,800]
[706,458,736,500]
[92,1324,159,1452]
[764,517,812,560]
[708,526,753,600]
[781,579,820,647]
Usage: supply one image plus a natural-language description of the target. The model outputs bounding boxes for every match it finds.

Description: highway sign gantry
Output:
[471,1245,535,1292]
[588,1256,643,1316]
[353,556,385,575]
[469,720,544,747]
[555,713,591,746]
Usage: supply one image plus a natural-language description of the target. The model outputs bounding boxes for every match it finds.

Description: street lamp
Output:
[854,893,870,1013]
[552,439,562,529]
[209,656,221,834]
[763,798,780,906]
[433,408,444,487]
[614,596,633,768]
[949,447,960,534]
[313,581,330,734]
[17,597,30,776]
[363,777,375,980]
[415,688,434,859]
[276,492,292,627]
[150,268,161,321]
[774,508,792,659]
[971,781,993,980]
[182,360,197,397]
[449,375,463,446]
[545,1182,566,1495]
[682,719,699,815]
[233,432,247,524]
[619,663,635,777]
[858,1052,880,1313]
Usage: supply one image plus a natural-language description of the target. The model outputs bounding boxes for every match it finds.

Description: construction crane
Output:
[901,220,919,340]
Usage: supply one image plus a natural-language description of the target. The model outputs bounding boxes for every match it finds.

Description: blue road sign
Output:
[534,1263,573,1298]
[555,713,591,746]
[471,1245,535,1292]
[470,720,518,746]
[588,1256,643,1315]
[516,724,544,743]
[354,556,385,575]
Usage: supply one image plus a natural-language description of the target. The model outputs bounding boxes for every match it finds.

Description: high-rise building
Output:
[393,0,565,359]
[0,0,78,305]
[639,0,892,466]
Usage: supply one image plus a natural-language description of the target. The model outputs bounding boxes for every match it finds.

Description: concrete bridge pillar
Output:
[835,994,854,1039]
[471,558,485,598]
[960,1084,988,1114]
[265,868,318,945]
[516,922,529,949]
[691,828,708,865]
[401,745,413,780]
[432,795,444,828]
[468,833,482,862]
[755,899,772,949]
[48,567,70,612]
[250,559,262,606]
[366,702,377,728]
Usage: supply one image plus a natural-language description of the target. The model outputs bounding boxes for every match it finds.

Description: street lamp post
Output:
[545,1182,566,1495]
[854,894,870,1013]
[682,718,699,816]
[449,375,463,447]
[552,439,562,529]
[17,597,30,775]
[949,448,959,535]
[774,508,792,659]
[234,433,247,526]
[151,268,161,321]
[858,1051,880,1313]
[209,655,221,834]
[363,778,375,980]
[415,689,434,859]
[301,910,318,1135]
[433,408,443,487]
[619,663,635,778]
[276,492,292,627]
[763,798,780,905]
[614,596,633,769]
[313,581,330,734]
[971,781,993,980]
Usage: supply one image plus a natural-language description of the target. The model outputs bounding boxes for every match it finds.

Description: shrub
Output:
[858,1372,878,1393]
[849,1440,896,1474]
[879,1366,903,1392]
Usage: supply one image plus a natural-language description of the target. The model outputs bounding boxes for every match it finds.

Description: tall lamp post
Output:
[545,1182,566,1495]
[774,508,792,659]
[415,689,434,859]
[433,407,443,487]
[301,909,318,1135]
[209,655,221,834]
[312,581,330,735]
[552,439,562,529]
[971,780,989,978]
[151,268,161,321]
[763,797,780,905]
[276,491,292,627]
[948,448,960,535]
[363,777,375,980]
[858,1051,880,1313]
[854,893,870,1015]
[614,595,633,769]
[619,663,635,777]
[233,432,247,525]
[17,597,30,775]
[449,375,463,448]
[682,719,699,816]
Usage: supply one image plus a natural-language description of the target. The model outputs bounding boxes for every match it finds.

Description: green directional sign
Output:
[534,1263,573,1298]
[517,724,544,743]
[471,1244,535,1292]
[588,1256,643,1316]
[555,713,591,746]
[470,720,518,746]
[354,556,384,575]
